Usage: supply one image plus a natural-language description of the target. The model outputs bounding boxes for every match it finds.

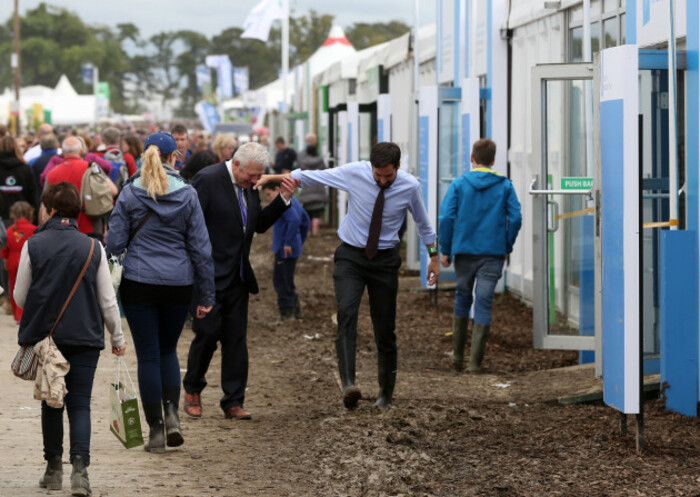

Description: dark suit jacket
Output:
[191,161,289,294]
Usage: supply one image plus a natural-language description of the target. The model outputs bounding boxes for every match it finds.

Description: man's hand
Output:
[112,344,127,356]
[427,257,440,286]
[283,245,292,258]
[440,254,451,268]
[196,305,213,319]
[280,176,298,201]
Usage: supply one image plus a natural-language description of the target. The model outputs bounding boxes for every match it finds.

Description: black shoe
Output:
[39,454,62,490]
[343,385,362,409]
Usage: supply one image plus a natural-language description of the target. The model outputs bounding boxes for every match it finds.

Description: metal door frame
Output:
[531,63,598,356]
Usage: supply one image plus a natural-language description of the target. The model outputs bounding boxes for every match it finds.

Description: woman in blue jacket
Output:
[106,132,215,453]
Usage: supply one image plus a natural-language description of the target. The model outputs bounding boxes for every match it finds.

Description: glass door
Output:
[530,63,597,353]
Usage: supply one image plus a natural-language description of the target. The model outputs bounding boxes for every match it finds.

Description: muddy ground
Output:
[2,226,700,497]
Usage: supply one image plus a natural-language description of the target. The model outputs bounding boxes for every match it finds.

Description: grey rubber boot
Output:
[279,307,295,322]
[469,323,490,373]
[39,454,62,490]
[143,403,166,453]
[374,351,397,408]
[294,296,302,319]
[70,455,91,497]
[163,386,184,448]
[336,335,361,408]
[451,315,469,370]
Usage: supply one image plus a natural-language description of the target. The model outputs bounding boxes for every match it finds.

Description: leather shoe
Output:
[184,392,202,418]
[224,406,252,420]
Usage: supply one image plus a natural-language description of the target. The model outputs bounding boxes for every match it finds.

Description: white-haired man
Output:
[23,123,55,163]
[183,142,297,421]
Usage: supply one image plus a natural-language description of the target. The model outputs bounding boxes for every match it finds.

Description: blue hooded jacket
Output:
[271,197,310,258]
[438,168,522,257]
[105,170,215,306]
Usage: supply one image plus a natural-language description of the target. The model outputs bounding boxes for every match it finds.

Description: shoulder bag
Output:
[109,211,153,293]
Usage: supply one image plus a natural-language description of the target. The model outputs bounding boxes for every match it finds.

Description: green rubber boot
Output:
[451,315,469,370]
[468,323,490,373]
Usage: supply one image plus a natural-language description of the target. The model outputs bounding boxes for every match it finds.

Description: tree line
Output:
[0,3,410,117]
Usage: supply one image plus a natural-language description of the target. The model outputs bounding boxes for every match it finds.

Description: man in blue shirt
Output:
[438,139,522,373]
[256,142,439,409]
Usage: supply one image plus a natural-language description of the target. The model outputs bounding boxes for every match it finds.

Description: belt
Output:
[340,242,398,254]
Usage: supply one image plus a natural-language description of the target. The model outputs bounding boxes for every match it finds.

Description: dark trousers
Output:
[122,301,189,406]
[184,282,249,411]
[273,254,298,309]
[333,243,401,386]
[42,345,100,465]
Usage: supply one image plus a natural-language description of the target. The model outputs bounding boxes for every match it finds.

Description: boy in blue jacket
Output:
[262,182,310,321]
[438,139,522,373]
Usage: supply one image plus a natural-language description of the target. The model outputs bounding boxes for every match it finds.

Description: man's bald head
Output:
[62,136,83,156]
[38,123,54,137]
[305,133,317,146]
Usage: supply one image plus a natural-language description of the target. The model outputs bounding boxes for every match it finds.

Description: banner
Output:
[195,101,220,133]
[241,0,287,42]
[217,56,233,99]
[196,65,211,94]
[233,67,249,95]
[96,82,110,118]
[81,64,94,85]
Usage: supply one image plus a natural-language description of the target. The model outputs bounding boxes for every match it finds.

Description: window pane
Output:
[591,22,601,53]
[604,18,619,48]
[621,14,626,44]
[570,27,583,62]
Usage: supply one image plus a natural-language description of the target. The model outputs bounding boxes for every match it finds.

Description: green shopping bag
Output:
[110,357,144,449]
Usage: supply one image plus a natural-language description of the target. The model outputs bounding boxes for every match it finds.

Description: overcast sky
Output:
[16,0,437,39]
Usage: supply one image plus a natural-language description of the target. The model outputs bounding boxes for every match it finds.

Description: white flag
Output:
[241,0,286,42]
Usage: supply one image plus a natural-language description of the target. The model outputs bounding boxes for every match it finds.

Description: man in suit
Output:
[183,142,296,420]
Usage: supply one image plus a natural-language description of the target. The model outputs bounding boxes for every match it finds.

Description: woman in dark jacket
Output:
[296,133,327,236]
[0,135,38,221]
[15,182,126,496]
[106,132,215,453]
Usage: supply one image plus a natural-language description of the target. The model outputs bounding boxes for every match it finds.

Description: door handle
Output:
[548,200,559,233]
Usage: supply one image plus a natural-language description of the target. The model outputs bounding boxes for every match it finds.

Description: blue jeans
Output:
[453,254,505,325]
[42,345,100,465]
[122,301,189,406]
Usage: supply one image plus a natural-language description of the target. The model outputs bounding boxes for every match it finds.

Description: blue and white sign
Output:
[194,101,221,133]
[377,94,391,143]
[460,77,480,174]
[196,65,211,93]
[418,87,439,287]
[80,64,94,85]
[217,56,234,99]
[233,67,249,95]
[600,45,640,415]
[634,0,686,47]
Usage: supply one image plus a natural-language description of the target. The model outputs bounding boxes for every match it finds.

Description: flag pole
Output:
[282,0,289,117]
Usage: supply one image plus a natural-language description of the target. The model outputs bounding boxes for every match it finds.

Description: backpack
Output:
[81,162,114,217]
[103,148,129,192]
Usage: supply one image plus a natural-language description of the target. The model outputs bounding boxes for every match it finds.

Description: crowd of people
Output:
[3,119,521,496]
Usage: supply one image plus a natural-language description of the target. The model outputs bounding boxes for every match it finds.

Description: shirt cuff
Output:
[282,195,291,206]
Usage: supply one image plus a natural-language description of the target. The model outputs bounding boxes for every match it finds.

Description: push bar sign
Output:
[561,177,593,190]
